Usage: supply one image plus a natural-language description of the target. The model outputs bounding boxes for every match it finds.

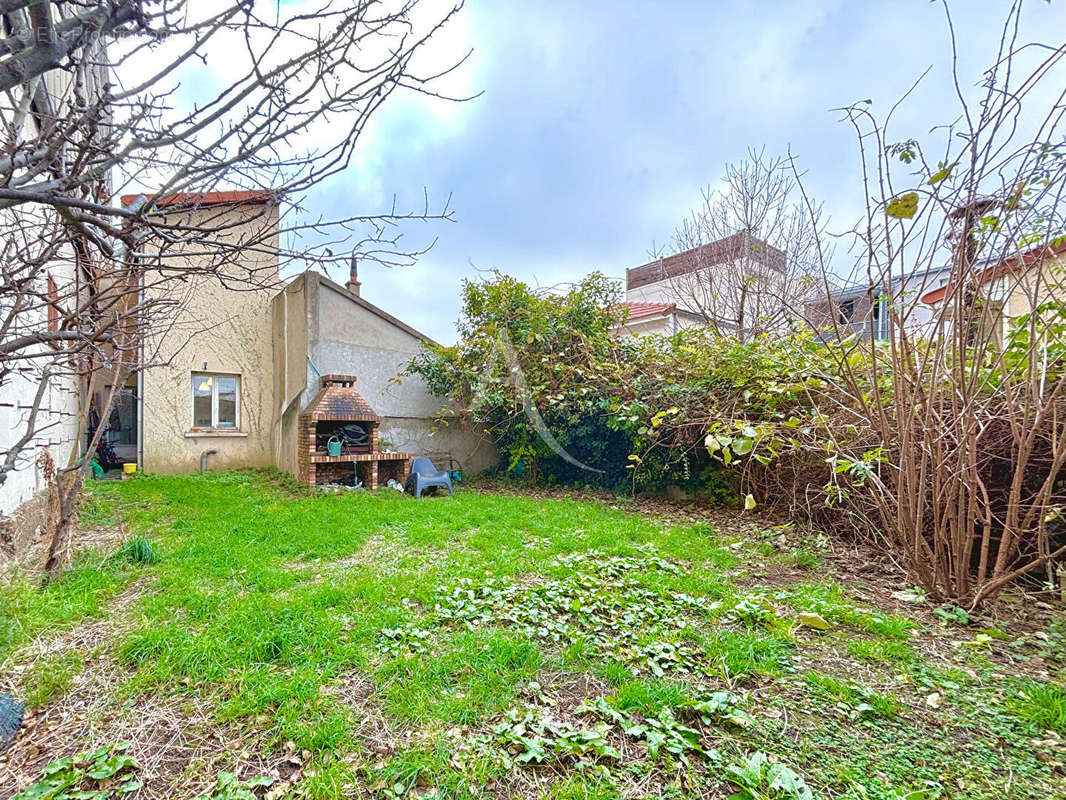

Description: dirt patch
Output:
[0,521,129,579]
[0,577,149,704]
[0,669,300,800]
[326,671,399,758]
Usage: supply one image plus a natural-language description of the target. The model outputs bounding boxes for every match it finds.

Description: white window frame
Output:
[190,372,240,430]
[872,296,890,341]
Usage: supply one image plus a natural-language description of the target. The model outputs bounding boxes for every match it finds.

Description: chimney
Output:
[346,252,361,297]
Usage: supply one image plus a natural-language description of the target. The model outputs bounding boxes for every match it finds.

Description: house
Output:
[806,264,954,342]
[117,190,493,483]
[0,15,107,532]
[610,302,705,337]
[918,238,1066,346]
[613,232,787,338]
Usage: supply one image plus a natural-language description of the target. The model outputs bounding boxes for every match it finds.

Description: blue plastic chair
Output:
[0,694,23,751]
[405,456,454,498]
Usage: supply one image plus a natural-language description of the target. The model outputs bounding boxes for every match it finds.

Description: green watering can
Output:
[326,435,342,457]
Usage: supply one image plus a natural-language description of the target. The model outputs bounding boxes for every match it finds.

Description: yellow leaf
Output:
[928,164,954,185]
[885,192,919,219]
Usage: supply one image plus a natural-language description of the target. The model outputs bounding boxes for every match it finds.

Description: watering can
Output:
[326,435,343,457]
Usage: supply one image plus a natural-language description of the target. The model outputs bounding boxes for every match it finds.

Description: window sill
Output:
[185,430,247,439]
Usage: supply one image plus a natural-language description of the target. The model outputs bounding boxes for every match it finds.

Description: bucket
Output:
[326,436,342,457]
[122,463,137,476]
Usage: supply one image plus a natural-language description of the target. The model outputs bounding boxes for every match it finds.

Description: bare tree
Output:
[656,149,825,340]
[0,0,468,572]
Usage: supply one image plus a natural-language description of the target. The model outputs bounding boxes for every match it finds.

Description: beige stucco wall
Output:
[272,273,496,476]
[1003,253,1065,321]
[140,204,280,474]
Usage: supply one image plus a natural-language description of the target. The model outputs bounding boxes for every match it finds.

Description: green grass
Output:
[4,470,1064,800]
[1007,679,1066,733]
[803,671,901,718]
[376,629,541,725]
[844,637,917,666]
[0,554,134,666]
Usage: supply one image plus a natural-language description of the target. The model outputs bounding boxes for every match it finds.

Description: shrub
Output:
[119,536,158,565]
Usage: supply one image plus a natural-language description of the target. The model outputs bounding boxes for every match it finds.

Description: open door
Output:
[87,381,139,470]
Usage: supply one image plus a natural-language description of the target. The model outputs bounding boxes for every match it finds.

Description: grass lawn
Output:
[2,470,1065,800]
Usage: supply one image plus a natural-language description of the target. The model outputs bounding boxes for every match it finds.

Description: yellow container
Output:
[122,463,137,476]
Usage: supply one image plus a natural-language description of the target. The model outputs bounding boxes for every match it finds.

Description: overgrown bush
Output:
[409,271,728,492]
[410,270,1066,607]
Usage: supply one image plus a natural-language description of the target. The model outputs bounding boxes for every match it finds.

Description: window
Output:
[191,373,239,430]
[837,298,856,324]
[871,296,890,340]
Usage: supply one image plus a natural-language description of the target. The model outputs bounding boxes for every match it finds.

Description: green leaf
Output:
[744,494,757,511]
[87,754,136,779]
[886,192,919,219]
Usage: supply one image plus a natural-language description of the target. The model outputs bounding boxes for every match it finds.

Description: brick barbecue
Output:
[297,374,411,489]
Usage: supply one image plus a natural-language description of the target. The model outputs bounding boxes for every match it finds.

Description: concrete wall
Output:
[273,272,496,475]
[140,203,280,474]
[271,277,310,476]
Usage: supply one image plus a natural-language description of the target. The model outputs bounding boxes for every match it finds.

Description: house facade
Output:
[125,191,493,480]
[610,302,706,337]
[806,264,954,342]
[613,232,787,337]
[919,240,1066,346]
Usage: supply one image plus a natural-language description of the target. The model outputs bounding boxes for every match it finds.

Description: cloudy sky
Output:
[300,0,1062,343]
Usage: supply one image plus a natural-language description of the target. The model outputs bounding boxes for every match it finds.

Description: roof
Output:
[920,238,1066,304]
[612,301,678,321]
[284,271,439,347]
[300,374,381,422]
[120,190,276,209]
[626,232,786,291]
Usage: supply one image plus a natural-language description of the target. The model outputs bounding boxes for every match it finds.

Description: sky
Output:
[268,1,1066,342]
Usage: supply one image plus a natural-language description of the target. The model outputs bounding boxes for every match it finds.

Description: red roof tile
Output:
[612,301,677,321]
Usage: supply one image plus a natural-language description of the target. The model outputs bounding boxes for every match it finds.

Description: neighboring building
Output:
[0,10,108,525]
[610,302,705,337]
[919,239,1066,347]
[615,232,787,338]
[122,190,493,480]
[806,264,955,342]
